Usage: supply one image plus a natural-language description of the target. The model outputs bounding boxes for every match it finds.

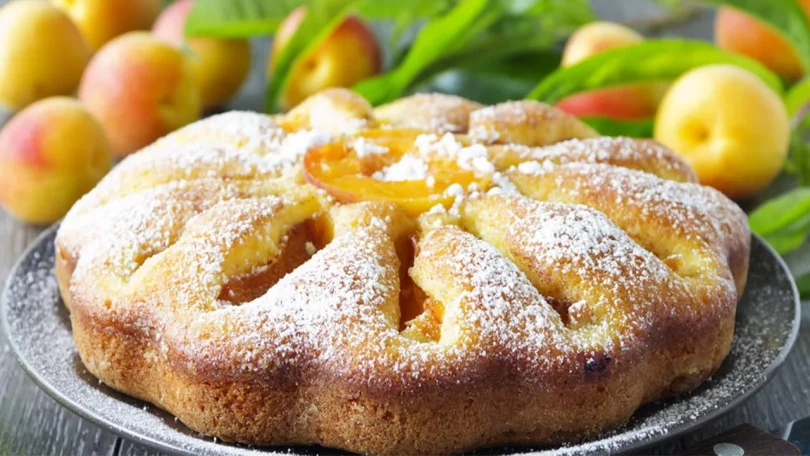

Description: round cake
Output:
[55,89,750,454]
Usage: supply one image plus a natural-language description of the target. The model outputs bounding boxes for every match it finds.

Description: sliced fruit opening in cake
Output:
[217,219,321,305]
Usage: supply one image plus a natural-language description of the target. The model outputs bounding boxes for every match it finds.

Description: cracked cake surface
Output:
[55,88,750,455]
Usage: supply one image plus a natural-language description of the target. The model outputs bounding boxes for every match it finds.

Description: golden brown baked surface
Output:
[55,89,750,455]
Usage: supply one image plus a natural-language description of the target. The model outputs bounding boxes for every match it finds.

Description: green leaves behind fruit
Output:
[786,77,810,116]
[581,117,654,138]
[355,0,592,106]
[528,40,782,104]
[354,0,501,106]
[526,40,782,136]
[185,0,307,38]
[417,50,560,104]
[749,187,810,254]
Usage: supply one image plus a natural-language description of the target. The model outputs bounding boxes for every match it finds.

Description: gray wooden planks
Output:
[116,440,163,456]
[0,214,119,456]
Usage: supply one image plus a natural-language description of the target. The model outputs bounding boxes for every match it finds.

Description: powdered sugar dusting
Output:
[3,229,794,456]
[42,90,758,454]
[372,155,431,182]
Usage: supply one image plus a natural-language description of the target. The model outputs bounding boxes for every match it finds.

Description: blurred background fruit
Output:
[153,0,251,110]
[52,0,161,52]
[79,32,201,158]
[715,2,810,82]
[556,21,668,120]
[0,97,111,224]
[561,21,644,67]
[654,64,789,200]
[0,0,90,111]
[269,6,382,112]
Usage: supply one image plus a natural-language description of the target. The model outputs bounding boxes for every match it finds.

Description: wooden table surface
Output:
[2,2,810,455]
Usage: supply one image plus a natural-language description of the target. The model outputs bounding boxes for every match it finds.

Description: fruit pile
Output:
[556,19,790,201]
[0,0,383,224]
[0,0,808,265]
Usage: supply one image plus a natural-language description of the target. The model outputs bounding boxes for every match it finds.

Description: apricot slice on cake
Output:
[304,129,489,214]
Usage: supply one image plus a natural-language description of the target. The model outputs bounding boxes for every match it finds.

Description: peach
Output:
[715,2,810,82]
[557,21,663,121]
[153,0,251,109]
[654,64,789,199]
[0,97,111,224]
[0,0,90,110]
[561,21,644,67]
[52,0,161,51]
[79,32,201,158]
[556,84,669,120]
[269,7,382,111]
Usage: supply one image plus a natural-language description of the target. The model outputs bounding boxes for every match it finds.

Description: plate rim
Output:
[1,224,802,456]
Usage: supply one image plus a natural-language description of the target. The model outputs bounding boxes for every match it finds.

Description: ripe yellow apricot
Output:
[654,64,789,199]
[0,1,91,110]
[0,98,111,224]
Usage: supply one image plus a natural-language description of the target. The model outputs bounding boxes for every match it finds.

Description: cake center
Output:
[303,128,495,214]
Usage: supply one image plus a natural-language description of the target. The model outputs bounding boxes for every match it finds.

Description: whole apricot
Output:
[0,0,90,110]
[0,98,111,224]
[654,65,789,199]
[269,7,382,111]
[52,0,161,51]
[715,2,810,82]
[561,21,644,67]
[153,0,251,109]
[79,32,201,157]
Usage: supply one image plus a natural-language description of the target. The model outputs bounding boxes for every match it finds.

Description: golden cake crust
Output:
[56,89,750,455]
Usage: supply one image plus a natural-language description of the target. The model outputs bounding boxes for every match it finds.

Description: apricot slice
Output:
[303,129,489,214]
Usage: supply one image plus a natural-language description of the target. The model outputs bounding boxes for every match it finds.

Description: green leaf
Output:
[354,0,503,105]
[748,187,810,236]
[581,117,655,137]
[420,60,548,104]
[355,0,592,106]
[520,0,596,33]
[409,43,560,91]
[787,122,810,186]
[762,229,809,255]
[527,40,783,104]
[355,0,451,19]
[786,77,810,115]
[358,0,454,63]
[793,271,810,299]
[456,50,561,83]
[265,0,357,112]
[703,0,810,73]
[185,0,306,38]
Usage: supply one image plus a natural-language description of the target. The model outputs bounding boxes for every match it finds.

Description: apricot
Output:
[715,2,810,82]
[79,32,201,158]
[0,0,90,110]
[153,0,251,109]
[556,84,669,121]
[52,0,161,51]
[654,64,789,199]
[0,98,111,224]
[269,7,382,111]
[557,21,664,121]
[561,21,644,67]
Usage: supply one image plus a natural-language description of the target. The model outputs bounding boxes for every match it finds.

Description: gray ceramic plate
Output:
[1,225,800,456]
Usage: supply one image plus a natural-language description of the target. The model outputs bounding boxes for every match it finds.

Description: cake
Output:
[55,89,750,454]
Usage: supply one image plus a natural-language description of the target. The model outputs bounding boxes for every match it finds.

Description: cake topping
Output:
[53,88,750,456]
